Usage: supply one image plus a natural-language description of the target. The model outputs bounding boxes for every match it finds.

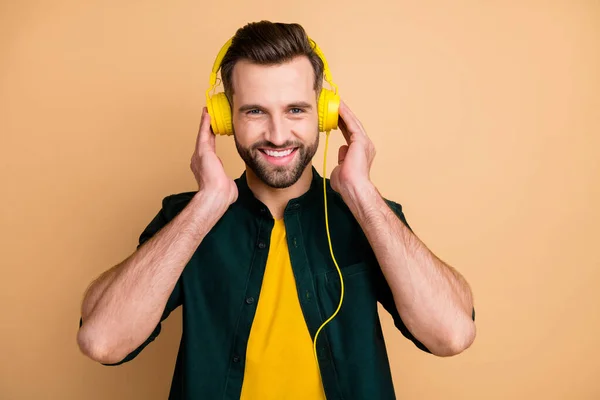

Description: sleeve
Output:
[373,199,475,353]
[82,195,184,366]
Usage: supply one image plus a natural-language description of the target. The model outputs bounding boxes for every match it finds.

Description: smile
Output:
[258,147,298,165]
[261,148,294,157]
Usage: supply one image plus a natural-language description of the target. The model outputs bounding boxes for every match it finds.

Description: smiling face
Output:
[230,55,320,189]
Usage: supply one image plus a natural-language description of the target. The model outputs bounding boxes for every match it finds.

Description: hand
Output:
[330,100,376,197]
[190,107,238,206]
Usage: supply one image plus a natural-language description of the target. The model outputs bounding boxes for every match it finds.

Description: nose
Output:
[264,114,290,147]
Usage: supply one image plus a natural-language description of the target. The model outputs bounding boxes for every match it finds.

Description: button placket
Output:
[223,217,273,400]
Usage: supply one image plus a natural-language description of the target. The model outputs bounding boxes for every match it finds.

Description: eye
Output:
[247,109,263,115]
[289,108,303,114]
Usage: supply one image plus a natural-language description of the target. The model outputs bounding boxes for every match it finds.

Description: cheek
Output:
[293,115,319,137]
[232,116,261,144]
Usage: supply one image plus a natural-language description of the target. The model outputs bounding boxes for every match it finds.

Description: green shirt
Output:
[98,167,453,399]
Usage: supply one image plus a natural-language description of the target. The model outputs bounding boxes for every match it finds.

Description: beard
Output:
[234,133,319,189]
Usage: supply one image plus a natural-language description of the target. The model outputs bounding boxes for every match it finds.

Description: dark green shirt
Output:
[99,167,442,399]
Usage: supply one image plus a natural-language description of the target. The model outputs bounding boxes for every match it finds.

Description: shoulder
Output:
[322,178,406,216]
[383,197,405,215]
[158,191,197,220]
[322,178,412,233]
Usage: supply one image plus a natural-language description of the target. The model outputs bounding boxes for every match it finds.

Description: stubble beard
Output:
[234,134,319,189]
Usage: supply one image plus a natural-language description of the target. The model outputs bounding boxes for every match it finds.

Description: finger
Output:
[338,117,351,144]
[194,109,201,147]
[341,100,366,131]
[196,107,216,152]
[194,108,206,149]
[339,100,368,139]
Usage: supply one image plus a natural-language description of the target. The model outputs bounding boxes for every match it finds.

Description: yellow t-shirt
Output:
[240,219,325,400]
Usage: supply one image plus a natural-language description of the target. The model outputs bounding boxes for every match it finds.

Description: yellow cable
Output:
[313,131,345,390]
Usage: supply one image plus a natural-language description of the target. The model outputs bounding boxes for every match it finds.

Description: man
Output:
[77,20,476,400]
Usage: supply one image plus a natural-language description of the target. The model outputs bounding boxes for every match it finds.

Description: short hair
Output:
[219,20,324,105]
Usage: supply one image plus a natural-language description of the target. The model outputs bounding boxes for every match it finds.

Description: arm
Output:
[77,107,237,364]
[343,183,475,356]
[77,191,228,364]
[330,100,475,357]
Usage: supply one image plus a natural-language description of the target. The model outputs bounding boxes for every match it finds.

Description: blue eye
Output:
[247,109,262,115]
[290,108,303,114]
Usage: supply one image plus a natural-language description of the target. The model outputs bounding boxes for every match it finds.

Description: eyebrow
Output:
[288,102,313,109]
[238,104,265,113]
[237,102,313,113]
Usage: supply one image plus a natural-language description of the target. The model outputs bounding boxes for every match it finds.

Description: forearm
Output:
[80,266,119,320]
[77,190,226,363]
[342,182,475,356]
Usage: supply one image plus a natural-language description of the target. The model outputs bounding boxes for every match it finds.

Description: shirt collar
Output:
[234,166,324,217]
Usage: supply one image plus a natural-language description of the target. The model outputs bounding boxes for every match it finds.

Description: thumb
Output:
[330,165,341,193]
[338,145,349,165]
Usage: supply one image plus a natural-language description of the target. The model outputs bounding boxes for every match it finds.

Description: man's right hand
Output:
[190,107,238,207]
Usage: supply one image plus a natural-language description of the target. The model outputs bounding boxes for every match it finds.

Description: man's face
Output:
[230,56,319,189]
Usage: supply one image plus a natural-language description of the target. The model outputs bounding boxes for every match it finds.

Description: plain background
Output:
[1,1,599,399]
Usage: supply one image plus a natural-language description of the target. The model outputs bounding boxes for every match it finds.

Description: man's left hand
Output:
[330,100,377,198]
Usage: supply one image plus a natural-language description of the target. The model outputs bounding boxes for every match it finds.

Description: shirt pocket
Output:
[315,260,380,329]
[326,260,371,279]
[313,260,388,360]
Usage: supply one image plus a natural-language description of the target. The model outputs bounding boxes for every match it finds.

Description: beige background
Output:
[1,1,599,399]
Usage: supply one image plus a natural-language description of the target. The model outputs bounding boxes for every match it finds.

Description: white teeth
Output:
[264,148,293,157]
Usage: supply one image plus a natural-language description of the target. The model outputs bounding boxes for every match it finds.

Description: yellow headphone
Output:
[205,36,341,135]
[205,35,345,395]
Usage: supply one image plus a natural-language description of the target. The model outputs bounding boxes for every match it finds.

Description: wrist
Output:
[340,180,382,221]
[190,190,231,225]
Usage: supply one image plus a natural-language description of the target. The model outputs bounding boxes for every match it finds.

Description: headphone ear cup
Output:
[318,89,340,132]
[207,92,233,136]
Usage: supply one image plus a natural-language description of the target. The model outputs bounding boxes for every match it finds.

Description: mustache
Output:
[251,140,303,150]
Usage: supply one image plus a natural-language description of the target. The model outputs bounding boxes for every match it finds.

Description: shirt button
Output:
[245,297,255,305]
[233,355,241,363]
[304,290,312,302]
[258,241,266,249]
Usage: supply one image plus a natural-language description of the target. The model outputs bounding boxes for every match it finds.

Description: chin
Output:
[235,134,318,189]
[253,162,305,189]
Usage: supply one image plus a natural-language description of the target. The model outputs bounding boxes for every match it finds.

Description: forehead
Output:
[230,56,316,105]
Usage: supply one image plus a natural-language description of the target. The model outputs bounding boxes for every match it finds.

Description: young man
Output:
[77,21,476,400]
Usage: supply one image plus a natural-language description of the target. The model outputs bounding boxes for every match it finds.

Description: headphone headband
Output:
[207,36,337,94]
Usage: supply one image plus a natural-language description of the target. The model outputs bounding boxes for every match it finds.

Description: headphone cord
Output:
[313,130,345,395]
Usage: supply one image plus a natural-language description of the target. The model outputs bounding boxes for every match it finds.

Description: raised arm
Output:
[330,100,476,356]
[77,108,237,364]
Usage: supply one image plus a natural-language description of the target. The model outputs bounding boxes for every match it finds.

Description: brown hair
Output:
[219,21,324,106]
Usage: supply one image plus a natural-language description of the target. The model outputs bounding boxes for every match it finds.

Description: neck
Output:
[246,164,314,220]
